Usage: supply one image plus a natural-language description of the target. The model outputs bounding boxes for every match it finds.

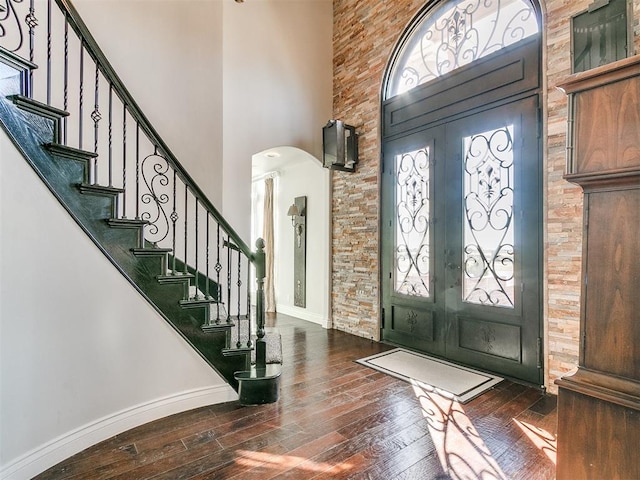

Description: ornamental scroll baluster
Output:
[140,147,170,246]
[214,224,223,323]
[0,0,27,54]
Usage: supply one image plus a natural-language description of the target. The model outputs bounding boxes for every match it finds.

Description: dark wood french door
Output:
[381,97,542,384]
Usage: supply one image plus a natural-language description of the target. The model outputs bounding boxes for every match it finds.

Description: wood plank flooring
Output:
[36,313,557,479]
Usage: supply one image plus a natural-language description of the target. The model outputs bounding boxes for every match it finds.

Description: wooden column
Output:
[555,55,640,479]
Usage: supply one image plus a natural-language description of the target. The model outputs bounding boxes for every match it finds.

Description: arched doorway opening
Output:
[380,0,543,384]
[252,146,332,328]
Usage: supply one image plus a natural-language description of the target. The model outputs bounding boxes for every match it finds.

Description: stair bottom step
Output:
[235,364,281,406]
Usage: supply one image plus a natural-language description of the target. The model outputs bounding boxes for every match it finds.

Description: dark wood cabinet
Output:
[555,55,640,479]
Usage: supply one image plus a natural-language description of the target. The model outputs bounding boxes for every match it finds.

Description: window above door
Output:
[385,0,540,99]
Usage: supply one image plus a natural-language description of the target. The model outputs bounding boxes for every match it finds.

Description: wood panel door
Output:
[381,97,542,385]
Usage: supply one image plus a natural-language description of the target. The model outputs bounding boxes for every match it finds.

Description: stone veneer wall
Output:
[332,0,640,392]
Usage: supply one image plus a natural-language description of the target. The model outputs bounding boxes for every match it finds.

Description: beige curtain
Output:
[263,177,276,312]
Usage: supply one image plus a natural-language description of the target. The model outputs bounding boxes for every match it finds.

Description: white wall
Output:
[0,131,236,479]
[222,0,334,240]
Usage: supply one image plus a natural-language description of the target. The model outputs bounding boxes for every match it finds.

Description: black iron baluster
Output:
[246,260,252,348]
[227,236,231,325]
[79,43,84,151]
[237,253,245,346]
[215,223,221,324]
[108,84,113,186]
[194,198,200,299]
[184,185,188,276]
[171,170,177,274]
[121,105,127,218]
[63,14,68,144]
[91,63,100,184]
[26,0,37,97]
[135,122,140,219]
[235,250,241,348]
[46,0,51,104]
[206,213,210,299]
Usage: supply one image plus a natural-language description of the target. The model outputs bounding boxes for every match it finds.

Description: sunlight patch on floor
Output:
[513,419,557,464]
[411,379,507,480]
[233,449,353,474]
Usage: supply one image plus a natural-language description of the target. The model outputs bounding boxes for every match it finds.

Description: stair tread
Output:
[222,346,253,355]
[78,183,124,195]
[107,218,149,227]
[130,247,172,259]
[157,271,194,280]
[8,94,68,119]
[179,296,218,307]
[45,143,99,160]
[201,321,235,333]
[0,46,38,71]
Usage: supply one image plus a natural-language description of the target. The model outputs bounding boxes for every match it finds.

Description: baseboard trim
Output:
[276,304,329,328]
[0,385,238,480]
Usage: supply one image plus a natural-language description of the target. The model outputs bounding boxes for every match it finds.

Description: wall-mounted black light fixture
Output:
[322,120,358,172]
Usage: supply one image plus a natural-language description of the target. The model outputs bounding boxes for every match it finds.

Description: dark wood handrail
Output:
[54,0,253,260]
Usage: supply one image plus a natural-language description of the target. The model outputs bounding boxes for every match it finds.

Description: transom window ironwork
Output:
[386,0,539,98]
[395,147,431,298]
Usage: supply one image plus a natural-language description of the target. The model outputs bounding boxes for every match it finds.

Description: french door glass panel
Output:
[395,147,431,298]
[462,125,515,308]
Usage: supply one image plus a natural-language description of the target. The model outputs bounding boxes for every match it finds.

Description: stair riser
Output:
[129,255,168,279]
[157,278,190,301]
[101,226,143,253]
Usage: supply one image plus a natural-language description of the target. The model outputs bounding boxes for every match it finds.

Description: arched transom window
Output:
[386,0,539,99]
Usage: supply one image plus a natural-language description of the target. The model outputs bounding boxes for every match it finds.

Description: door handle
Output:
[446,262,461,270]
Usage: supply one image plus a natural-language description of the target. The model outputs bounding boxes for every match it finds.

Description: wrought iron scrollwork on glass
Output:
[395,147,431,297]
[387,0,539,97]
[462,125,515,308]
[140,148,171,245]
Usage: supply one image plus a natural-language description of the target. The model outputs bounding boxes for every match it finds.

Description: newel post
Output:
[254,238,267,369]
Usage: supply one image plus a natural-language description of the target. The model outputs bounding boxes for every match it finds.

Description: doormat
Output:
[356,348,503,403]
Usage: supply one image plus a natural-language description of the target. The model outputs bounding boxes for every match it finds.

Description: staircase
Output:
[0,0,281,406]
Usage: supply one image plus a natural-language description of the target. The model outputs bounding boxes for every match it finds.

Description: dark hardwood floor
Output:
[36,314,557,479]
